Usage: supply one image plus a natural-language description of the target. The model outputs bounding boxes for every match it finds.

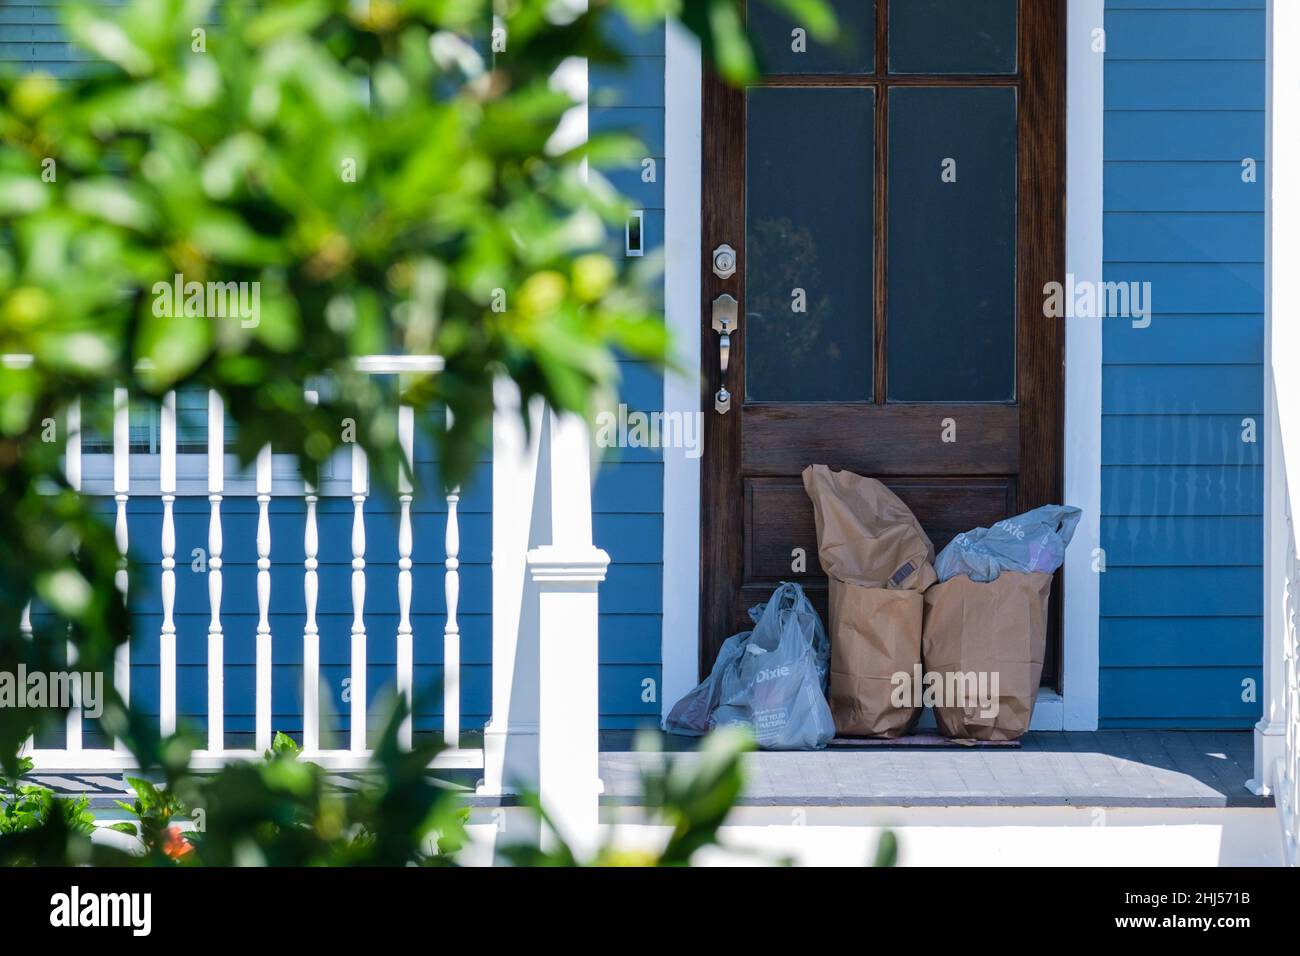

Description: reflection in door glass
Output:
[745,87,875,403]
[888,0,1018,75]
[887,86,1016,402]
[748,0,875,75]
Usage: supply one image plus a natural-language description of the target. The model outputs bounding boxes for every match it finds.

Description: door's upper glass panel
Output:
[886,86,1016,402]
[888,0,1017,75]
[749,0,875,75]
[745,87,875,403]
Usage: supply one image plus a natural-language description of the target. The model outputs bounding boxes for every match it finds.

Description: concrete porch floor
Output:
[595,730,1273,809]
[25,731,1271,811]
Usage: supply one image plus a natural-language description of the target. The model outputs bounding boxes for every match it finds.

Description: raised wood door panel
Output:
[701,0,1065,683]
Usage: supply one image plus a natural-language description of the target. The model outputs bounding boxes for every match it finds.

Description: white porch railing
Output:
[23,356,480,770]
[20,357,610,839]
[1275,480,1299,868]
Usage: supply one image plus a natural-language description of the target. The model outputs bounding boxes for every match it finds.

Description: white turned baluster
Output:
[444,406,461,752]
[112,387,130,754]
[350,442,368,753]
[303,392,320,754]
[65,399,83,753]
[159,391,177,736]
[396,404,415,749]
[255,444,273,752]
[207,391,224,754]
[20,603,33,754]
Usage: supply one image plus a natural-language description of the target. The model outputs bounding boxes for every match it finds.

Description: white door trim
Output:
[660,20,704,721]
[660,4,1106,730]
[1060,0,1104,731]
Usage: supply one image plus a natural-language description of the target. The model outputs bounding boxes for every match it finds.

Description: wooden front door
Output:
[700,0,1065,679]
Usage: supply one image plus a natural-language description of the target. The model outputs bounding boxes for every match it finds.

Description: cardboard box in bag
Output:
[828,581,923,738]
[803,465,936,738]
[921,571,1053,741]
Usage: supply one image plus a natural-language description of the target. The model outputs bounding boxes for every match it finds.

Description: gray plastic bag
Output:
[934,505,1082,583]
[664,582,834,750]
[661,630,749,737]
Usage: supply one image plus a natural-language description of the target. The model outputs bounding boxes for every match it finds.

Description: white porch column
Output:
[1254,384,1289,795]
[1254,0,1300,798]
[479,24,602,855]
[526,408,609,859]
[480,387,610,859]
[480,378,544,795]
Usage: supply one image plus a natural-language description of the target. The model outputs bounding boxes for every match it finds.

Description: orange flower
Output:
[162,826,194,861]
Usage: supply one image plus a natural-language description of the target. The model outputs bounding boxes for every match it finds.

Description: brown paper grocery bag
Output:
[827,580,923,738]
[802,465,937,591]
[921,571,1053,741]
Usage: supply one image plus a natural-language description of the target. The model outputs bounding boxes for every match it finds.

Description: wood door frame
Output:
[698,0,1067,682]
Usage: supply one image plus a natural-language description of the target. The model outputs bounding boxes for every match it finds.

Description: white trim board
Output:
[659,4,1105,731]
[1060,0,1104,731]
[660,19,704,721]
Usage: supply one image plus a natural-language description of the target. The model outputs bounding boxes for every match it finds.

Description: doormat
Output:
[828,734,1021,749]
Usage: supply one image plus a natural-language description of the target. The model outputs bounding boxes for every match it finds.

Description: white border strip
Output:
[660,20,704,720]
[1061,0,1104,731]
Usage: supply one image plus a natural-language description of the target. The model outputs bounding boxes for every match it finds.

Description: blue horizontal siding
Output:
[1101,1,1264,728]
[1103,366,1260,414]
[1100,667,1262,725]
[600,10,665,55]
[591,107,665,155]
[1106,0,1262,9]
[1105,61,1263,110]
[588,17,664,730]
[1101,465,1262,515]
[1103,263,1262,313]
[592,57,664,108]
[1104,112,1262,161]
[1104,315,1262,365]
[1105,162,1263,212]
[1102,415,1261,465]
[1105,10,1264,59]
[1102,618,1260,667]
[1101,516,1261,566]
[1100,568,1261,618]
[1103,213,1263,263]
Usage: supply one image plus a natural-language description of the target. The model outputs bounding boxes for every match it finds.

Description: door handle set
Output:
[711,293,738,414]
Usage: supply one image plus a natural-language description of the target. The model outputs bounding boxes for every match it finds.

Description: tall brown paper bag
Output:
[921,571,1053,741]
[828,582,923,738]
[803,465,936,738]
[801,465,937,591]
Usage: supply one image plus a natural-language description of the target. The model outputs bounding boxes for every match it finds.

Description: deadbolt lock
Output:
[712,244,737,280]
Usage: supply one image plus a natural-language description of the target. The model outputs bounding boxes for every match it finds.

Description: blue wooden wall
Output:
[1100,0,1265,727]
[590,13,666,729]
[1,0,97,78]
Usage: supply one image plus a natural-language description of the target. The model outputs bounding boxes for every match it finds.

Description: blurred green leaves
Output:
[0,0,833,854]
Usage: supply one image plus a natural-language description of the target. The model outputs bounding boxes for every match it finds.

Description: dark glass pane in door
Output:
[748,0,875,75]
[887,86,1016,402]
[746,87,875,402]
[888,0,1017,75]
